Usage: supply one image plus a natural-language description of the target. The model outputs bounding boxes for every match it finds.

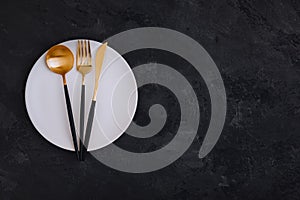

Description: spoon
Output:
[45,45,79,160]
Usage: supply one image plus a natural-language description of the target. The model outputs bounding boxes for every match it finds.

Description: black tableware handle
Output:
[82,100,96,161]
[79,85,85,161]
[63,84,80,160]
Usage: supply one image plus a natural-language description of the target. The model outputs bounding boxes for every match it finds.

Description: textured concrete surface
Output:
[0,0,299,199]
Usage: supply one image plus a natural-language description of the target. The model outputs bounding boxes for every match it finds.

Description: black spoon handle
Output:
[63,84,80,160]
[82,100,96,161]
[79,84,85,161]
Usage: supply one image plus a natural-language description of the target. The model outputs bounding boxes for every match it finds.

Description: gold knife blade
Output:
[93,42,107,100]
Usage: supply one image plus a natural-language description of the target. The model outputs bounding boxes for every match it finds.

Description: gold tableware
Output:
[81,42,108,160]
[76,40,93,160]
[45,45,79,160]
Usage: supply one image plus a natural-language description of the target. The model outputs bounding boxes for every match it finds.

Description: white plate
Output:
[25,40,138,151]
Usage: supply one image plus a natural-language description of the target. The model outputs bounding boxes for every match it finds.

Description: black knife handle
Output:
[63,84,80,160]
[82,100,96,161]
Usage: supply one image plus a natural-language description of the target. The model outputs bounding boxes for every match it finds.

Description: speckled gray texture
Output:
[0,0,299,199]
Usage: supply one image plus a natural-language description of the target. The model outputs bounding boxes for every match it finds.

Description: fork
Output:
[76,40,92,161]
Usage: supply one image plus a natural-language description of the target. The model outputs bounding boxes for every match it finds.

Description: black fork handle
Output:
[79,84,85,161]
[82,100,96,161]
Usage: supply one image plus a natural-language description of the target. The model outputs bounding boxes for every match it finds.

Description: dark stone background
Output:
[0,0,299,199]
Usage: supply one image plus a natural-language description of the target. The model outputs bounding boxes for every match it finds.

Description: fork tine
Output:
[85,40,88,64]
[79,40,83,65]
[77,40,80,66]
[87,40,91,64]
[83,40,87,65]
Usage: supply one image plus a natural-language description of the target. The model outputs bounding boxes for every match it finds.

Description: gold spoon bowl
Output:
[46,45,74,84]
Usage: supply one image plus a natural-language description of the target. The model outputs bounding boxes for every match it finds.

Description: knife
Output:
[81,42,108,160]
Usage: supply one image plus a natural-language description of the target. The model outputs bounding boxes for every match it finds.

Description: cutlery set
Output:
[45,40,108,161]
